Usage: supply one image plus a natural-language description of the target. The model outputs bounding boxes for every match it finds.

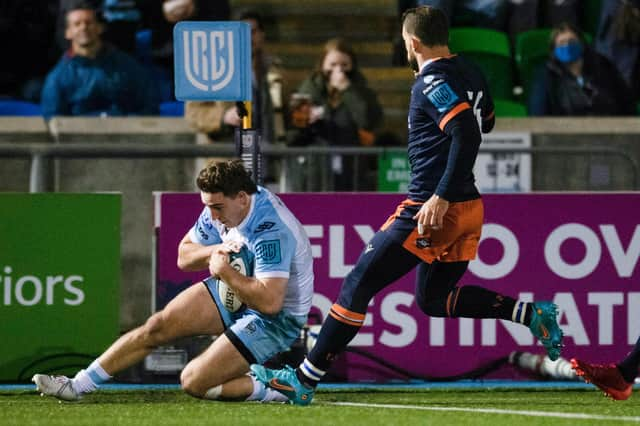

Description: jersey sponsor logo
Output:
[197,225,209,240]
[426,82,458,112]
[255,240,282,264]
[255,221,275,233]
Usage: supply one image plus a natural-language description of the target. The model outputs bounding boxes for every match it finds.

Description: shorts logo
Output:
[416,238,431,249]
[426,82,458,112]
[255,240,281,264]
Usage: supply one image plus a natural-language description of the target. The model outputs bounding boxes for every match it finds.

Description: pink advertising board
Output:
[154,192,640,381]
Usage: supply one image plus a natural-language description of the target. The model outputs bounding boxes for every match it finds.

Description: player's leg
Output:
[571,335,639,400]
[252,226,421,405]
[33,282,223,401]
[182,308,306,403]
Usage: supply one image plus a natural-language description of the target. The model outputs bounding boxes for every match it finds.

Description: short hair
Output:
[550,22,587,49]
[238,10,265,32]
[401,6,449,47]
[196,159,258,196]
[65,0,102,25]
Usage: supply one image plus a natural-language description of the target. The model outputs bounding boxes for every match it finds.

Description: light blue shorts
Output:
[203,278,307,364]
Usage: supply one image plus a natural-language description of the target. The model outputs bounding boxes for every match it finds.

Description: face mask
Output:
[554,41,583,63]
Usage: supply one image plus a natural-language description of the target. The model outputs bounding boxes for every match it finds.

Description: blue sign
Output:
[173,21,252,101]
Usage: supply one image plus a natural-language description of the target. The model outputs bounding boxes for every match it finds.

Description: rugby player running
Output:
[251,6,564,405]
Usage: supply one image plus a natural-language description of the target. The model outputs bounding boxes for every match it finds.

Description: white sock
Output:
[72,360,112,394]
[261,389,289,403]
[300,359,325,384]
[245,375,288,403]
[512,301,530,324]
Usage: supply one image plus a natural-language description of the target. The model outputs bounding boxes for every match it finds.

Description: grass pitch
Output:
[2,386,639,425]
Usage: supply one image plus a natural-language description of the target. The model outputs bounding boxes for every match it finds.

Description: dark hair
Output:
[315,37,359,72]
[238,10,265,32]
[401,6,449,47]
[550,21,588,49]
[65,0,103,24]
[196,159,258,196]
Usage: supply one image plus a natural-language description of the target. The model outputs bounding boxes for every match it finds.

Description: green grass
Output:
[2,388,639,425]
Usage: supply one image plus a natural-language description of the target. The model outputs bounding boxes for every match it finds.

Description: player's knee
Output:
[180,364,206,398]
[141,312,172,346]
[415,293,447,317]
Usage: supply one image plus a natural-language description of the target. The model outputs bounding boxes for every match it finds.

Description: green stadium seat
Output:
[493,99,527,117]
[582,0,603,40]
[514,28,552,100]
[449,27,515,100]
[514,28,594,101]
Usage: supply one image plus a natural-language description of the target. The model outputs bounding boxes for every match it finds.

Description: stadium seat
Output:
[449,27,515,100]
[0,99,42,116]
[582,0,603,40]
[514,28,552,100]
[493,99,527,117]
[159,101,185,117]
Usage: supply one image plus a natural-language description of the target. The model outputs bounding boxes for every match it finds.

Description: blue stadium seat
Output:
[159,101,185,117]
[0,99,42,116]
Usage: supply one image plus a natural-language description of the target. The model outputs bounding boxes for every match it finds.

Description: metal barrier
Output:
[0,142,638,192]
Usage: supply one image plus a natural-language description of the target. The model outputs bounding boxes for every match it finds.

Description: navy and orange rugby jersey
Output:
[407,55,495,203]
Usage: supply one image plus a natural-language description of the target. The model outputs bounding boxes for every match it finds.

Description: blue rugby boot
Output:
[529,301,563,361]
[250,364,314,406]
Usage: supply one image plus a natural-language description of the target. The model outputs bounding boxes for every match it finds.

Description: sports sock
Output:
[617,336,640,383]
[298,304,364,388]
[72,360,112,394]
[246,375,288,402]
[512,301,533,326]
[447,285,518,321]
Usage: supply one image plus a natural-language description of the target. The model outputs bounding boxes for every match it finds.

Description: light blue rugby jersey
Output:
[187,186,314,316]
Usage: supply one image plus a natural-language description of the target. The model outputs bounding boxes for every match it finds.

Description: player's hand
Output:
[413,194,449,234]
[329,69,351,92]
[223,106,242,127]
[208,248,230,277]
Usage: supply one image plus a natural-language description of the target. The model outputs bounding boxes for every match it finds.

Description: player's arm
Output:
[177,208,224,271]
[177,232,220,272]
[209,248,287,315]
[436,107,483,199]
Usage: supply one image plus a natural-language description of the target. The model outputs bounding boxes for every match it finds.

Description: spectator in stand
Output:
[41,1,158,120]
[56,0,143,55]
[288,38,383,191]
[527,22,635,116]
[594,0,640,104]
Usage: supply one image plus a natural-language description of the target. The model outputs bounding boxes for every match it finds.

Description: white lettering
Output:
[600,225,640,277]
[555,292,589,345]
[46,276,64,305]
[587,292,623,344]
[430,317,445,346]
[64,276,84,305]
[545,223,601,279]
[628,292,640,344]
[469,224,519,279]
[379,292,417,347]
[15,276,43,306]
[3,266,11,305]
[303,225,323,258]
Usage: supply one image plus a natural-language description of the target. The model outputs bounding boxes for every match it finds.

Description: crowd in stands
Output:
[1,0,639,189]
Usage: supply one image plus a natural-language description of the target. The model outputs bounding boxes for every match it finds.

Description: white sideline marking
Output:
[329,402,640,422]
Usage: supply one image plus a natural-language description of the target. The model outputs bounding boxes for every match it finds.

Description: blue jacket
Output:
[41,44,159,119]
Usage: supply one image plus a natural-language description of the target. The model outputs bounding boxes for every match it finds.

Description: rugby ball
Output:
[217,247,254,313]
